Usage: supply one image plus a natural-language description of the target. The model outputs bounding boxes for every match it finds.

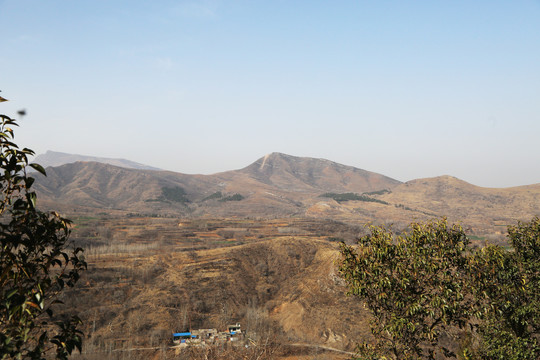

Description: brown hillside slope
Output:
[32,156,540,233]
[301,176,540,241]
[34,161,218,213]
[63,237,371,354]
[235,152,400,193]
[379,176,540,226]
[34,154,400,217]
[193,152,401,217]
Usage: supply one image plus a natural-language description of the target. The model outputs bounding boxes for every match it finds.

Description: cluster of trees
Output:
[339,218,539,360]
[160,186,189,203]
[202,191,224,201]
[218,193,244,202]
[320,192,388,205]
[0,106,86,358]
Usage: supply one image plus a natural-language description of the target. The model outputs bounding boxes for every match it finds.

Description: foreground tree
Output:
[340,217,540,360]
[0,108,87,359]
[468,217,540,360]
[339,219,471,359]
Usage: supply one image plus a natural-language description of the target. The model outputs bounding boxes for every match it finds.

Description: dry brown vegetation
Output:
[58,216,377,359]
[34,156,540,247]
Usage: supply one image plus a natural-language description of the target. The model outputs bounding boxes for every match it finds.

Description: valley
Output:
[63,215,371,359]
[31,152,540,359]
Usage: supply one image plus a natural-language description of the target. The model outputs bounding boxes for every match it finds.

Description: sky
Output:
[1,1,539,188]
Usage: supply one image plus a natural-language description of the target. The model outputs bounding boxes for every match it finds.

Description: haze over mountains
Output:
[33,151,540,239]
[34,150,162,171]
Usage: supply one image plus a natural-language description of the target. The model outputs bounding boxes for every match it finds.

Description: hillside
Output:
[237,152,401,193]
[377,176,540,234]
[34,153,401,217]
[61,217,375,359]
[33,153,540,240]
[34,161,216,214]
[302,175,540,240]
[385,176,540,218]
[71,238,370,350]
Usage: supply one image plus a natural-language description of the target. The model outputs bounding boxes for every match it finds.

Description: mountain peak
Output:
[240,152,401,193]
[257,152,300,170]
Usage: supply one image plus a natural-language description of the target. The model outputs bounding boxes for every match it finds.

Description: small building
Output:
[192,328,218,343]
[172,332,192,344]
[227,323,241,334]
[173,324,243,345]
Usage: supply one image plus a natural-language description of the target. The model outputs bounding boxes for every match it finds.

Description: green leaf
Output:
[27,192,37,208]
[29,162,47,175]
[25,176,35,188]
[6,288,18,299]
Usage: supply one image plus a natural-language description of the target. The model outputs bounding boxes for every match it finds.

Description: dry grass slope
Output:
[60,217,372,359]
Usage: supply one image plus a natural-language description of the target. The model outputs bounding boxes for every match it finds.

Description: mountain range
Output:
[33,151,540,239]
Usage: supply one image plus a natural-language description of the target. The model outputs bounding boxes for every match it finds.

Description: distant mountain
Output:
[237,152,401,193]
[33,161,215,214]
[32,152,540,237]
[33,153,400,216]
[34,150,161,171]
[377,175,540,228]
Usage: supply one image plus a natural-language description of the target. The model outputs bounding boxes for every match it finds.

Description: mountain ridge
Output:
[32,153,401,217]
[32,152,540,238]
[238,152,401,193]
[34,150,162,171]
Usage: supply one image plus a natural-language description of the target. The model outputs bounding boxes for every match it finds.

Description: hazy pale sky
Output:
[1,1,539,188]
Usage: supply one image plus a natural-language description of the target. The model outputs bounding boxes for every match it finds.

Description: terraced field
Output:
[64,216,372,359]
